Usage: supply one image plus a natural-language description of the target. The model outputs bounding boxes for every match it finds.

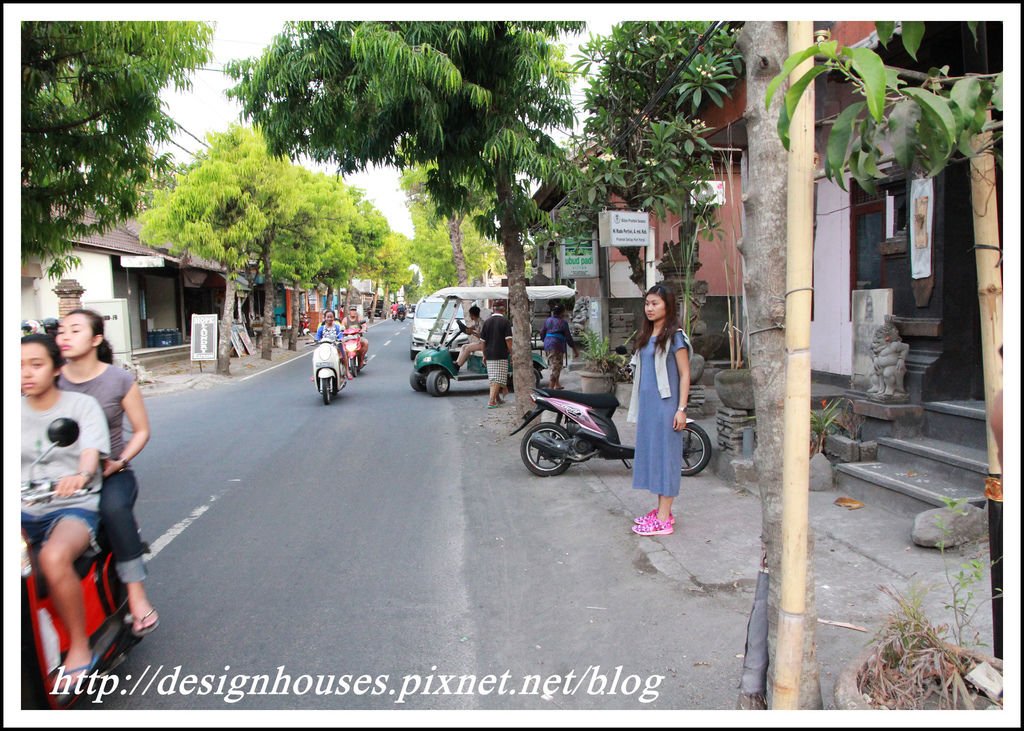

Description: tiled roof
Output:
[72,212,224,272]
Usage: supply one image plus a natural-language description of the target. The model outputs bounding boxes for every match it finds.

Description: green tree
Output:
[400,167,504,292]
[226,20,583,414]
[21,20,213,277]
[140,125,292,374]
[555,21,743,293]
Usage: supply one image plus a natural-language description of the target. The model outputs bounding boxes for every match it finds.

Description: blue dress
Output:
[632,331,688,497]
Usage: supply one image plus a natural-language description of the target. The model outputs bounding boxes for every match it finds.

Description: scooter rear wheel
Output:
[521,422,572,477]
[681,422,712,476]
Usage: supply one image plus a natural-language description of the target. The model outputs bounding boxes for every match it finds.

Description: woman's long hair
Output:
[632,283,680,355]
[65,308,114,364]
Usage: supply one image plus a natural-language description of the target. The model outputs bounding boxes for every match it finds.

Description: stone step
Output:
[876,435,991,483]
[834,461,987,518]
[923,400,989,451]
[133,344,191,369]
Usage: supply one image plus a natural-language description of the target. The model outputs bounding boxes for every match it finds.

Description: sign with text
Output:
[561,237,598,278]
[120,255,165,268]
[598,210,649,248]
[190,314,217,361]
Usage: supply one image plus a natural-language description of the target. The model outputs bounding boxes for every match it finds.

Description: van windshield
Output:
[417,301,463,320]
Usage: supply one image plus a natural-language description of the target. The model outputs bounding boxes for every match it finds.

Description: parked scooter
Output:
[342,325,365,376]
[312,330,346,405]
[21,418,143,709]
[511,387,712,478]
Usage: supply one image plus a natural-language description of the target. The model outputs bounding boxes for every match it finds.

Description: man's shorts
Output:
[486,358,509,385]
[21,507,99,547]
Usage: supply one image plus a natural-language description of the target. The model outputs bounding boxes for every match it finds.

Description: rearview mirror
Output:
[614,345,629,355]
[46,418,80,447]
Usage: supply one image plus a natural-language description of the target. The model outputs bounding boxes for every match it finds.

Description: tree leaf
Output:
[901,21,925,61]
[875,22,895,48]
[903,87,957,148]
[826,101,865,180]
[950,76,982,129]
[888,98,922,172]
[842,47,888,122]
[765,45,819,108]
[784,65,829,125]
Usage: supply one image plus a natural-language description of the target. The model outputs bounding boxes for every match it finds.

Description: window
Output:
[850,182,885,291]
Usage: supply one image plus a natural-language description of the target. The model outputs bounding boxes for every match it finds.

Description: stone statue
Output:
[867,319,910,402]
[570,297,590,337]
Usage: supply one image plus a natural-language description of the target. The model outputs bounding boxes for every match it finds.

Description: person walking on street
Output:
[627,283,691,537]
[539,304,578,390]
[480,300,513,408]
[56,309,161,637]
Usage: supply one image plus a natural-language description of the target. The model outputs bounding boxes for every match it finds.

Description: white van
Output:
[409,297,464,359]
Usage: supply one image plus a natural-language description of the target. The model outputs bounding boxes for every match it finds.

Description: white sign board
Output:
[598,210,649,248]
[120,255,165,268]
[190,314,218,361]
[561,237,598,278]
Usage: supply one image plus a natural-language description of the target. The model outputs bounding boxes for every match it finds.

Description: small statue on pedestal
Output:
[867,319,910,402]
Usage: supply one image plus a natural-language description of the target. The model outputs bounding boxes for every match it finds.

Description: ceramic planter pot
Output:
[715,368,755,410]
[579,370,614,394]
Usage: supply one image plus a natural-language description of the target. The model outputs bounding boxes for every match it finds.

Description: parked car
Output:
[410,296,465,360]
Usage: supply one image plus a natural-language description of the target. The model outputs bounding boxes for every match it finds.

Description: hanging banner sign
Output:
[561,236,598,278]
[190,314,217,361]
[598,210,649,248]
[120,255,165,268]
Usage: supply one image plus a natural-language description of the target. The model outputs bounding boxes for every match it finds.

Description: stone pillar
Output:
[53,279,86,317]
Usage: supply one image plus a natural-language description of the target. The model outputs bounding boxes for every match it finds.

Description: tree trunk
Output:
[449,215,468,285]
[218,272,236,376]
[289,281,301,351]
[324,285,333,315]
[496,171,533,416]
[737,21,822,709]
[261,245,275,360]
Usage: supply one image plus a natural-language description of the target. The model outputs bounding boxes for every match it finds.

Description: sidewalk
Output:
[481,367,998,709]
[135,339,1000,708]
[136,341,313,397]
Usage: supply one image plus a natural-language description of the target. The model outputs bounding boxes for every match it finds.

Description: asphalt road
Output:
[87,319,755,715]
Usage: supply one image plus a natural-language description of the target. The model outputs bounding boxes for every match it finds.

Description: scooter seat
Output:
[536,388,619,415]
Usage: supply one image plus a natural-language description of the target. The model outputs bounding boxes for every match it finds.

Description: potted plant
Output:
[576,329,624,394]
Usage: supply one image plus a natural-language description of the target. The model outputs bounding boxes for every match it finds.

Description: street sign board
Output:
[598,210,649,248]
[190,314,217,361]
[561,236,598,278]
[120,255,165,268]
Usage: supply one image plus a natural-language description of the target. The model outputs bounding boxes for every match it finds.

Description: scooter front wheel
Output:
[681,422,712,476]
[321,377,333,405]
[521,422,572,477]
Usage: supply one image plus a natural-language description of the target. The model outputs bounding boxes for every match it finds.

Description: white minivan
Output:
[409,296,465,360]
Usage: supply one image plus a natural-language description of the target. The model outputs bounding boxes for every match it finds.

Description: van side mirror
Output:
[614,345,629,355]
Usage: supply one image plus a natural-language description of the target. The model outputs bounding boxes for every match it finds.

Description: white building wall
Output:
[23,251,114,320]
[811,180,853,376]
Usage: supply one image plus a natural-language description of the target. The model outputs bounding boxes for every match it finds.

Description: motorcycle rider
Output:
[315,310,351,380]
[340,305,369,370]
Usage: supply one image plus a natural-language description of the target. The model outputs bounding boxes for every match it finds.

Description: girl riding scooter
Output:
[21,334,110,692]
[316,310,352,380]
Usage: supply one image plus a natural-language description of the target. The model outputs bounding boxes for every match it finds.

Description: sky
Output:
[155,14,616,240]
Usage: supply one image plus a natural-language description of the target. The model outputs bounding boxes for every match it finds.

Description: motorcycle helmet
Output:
[41,317,59,336]
[21,319,42,335]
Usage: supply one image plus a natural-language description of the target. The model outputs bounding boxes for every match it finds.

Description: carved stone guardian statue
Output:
[867,318,910,403]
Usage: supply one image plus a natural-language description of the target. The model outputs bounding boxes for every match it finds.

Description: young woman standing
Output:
[57,309,159,637]
[627,283,691,536]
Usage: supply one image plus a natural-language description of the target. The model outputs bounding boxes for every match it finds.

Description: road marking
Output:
[384,339,392,347]
[238,352,312,381]
[144,499,213,562]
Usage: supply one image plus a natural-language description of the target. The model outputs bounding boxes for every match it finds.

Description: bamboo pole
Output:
[969,119,1003,658]
[772,20,815,711]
